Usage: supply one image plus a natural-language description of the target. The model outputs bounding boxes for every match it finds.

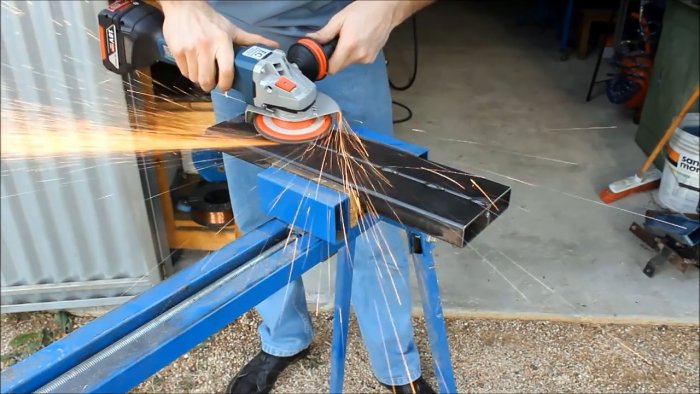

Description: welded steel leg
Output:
[410,233,456,394]
[329,238,356,393]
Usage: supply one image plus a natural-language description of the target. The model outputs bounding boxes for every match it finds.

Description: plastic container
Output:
[658,112,700,213]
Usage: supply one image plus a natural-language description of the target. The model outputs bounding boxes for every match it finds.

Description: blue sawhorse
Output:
[242,126,456,393]
[0,128,457,394]
[328,230,456,392]
[327,226,455,393]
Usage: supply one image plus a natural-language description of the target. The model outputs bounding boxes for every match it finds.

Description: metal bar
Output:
[629,222,659,250]
[643,246,674,278]
[585,0,620,102]
[586,39,607,102]
[410,233,456,394]
[0,297,135,314]
[213,120,511,247]
[0,220,289,394]
[0,278,152,296]
[34,232,336,394]
[329,238,356,393]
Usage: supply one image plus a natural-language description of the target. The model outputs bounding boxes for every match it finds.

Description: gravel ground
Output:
[1,310,698,393]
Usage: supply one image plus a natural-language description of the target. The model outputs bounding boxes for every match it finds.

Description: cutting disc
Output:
[253,114,332,143]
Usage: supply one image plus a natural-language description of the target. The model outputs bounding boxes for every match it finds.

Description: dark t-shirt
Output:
[207,0,352,49]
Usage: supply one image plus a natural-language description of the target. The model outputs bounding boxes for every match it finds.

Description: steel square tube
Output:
[211,120,511,247]
[256,167,354,244]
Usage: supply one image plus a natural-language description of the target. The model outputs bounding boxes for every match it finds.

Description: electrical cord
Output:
[390,15,418,124]
[392,101,413,123]
[390,15,419,91]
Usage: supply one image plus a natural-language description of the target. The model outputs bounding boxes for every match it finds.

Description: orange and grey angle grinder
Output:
[98,0,340,143]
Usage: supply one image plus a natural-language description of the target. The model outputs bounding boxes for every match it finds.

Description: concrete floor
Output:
[294,1,699,324]
[178,2,698,324]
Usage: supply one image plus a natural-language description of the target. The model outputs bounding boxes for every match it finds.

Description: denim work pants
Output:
[212,52,421,385]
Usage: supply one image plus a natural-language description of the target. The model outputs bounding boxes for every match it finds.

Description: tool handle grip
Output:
[319,37,338,62]
[287,37,339,81]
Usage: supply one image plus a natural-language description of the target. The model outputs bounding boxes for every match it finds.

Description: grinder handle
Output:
[319,38,338,63]
[287,37,339,82]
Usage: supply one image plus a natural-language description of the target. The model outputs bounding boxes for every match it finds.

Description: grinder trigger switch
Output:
[275,77,297,92]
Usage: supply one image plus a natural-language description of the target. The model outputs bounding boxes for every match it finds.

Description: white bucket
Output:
[657,112,700,213]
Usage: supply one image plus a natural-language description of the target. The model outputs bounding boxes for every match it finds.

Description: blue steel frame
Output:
[408,232,456,393]
[257,166,352,244]
[1,128,457,394]
[0,220,290,393]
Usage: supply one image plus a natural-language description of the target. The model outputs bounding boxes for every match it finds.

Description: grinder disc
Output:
[253,114,332,143]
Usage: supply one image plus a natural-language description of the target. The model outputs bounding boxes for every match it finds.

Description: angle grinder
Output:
[98,0,340,143]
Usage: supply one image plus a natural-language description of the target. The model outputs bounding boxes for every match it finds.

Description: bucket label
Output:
[666,146,699,191]
[659,114,700,211]
[679,155,699,174]
[667,146,699,175]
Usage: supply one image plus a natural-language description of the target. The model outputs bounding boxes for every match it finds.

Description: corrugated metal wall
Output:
[1,1,162,312]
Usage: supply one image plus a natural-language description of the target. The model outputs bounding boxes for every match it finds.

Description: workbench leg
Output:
[329,238,356,393]
[410,234,456,394]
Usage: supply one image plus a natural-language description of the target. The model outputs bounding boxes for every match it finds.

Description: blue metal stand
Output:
[327,229,456,394]
[329,238,355,393]
[410,233,456,393]
[0,129,457,394]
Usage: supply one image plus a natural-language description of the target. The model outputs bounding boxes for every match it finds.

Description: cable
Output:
[390,16,419,91]
[392,101,413,123]
[390,15,419,124]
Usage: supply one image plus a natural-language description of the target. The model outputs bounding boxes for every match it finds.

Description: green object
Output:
[8,332,44,350]
[54,310,72,334]
[636,0,700,169]
[2,329,56,368]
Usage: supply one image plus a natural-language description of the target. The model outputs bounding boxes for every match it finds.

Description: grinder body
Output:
[98,0,340,181]
[98,0,337,109]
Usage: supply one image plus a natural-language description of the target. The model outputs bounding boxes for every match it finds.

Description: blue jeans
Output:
[212,52,421,386]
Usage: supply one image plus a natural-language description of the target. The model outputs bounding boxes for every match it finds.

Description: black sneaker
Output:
[381,376,437,394]
[225,349,309,394]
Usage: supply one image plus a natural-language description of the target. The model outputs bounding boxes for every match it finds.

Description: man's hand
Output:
[307,1,433,75]
[160,1,278,92]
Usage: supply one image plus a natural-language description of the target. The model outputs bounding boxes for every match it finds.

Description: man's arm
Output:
[392,1,435,26]
[308,1,436,75]
[158,1,278,92]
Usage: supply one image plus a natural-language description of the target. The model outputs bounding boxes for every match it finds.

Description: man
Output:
[159,1,435,393]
